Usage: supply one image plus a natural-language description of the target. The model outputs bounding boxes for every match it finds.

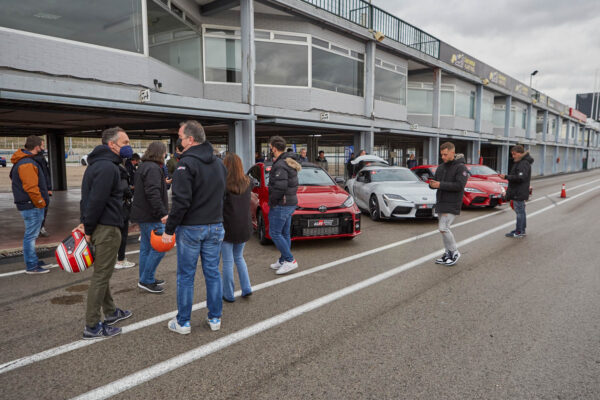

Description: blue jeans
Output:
[20,208,44,270]
[221,241,252,300]
[513,200,526,234]
[175,223,224,325]
[268,205,295,263]
[138,222,166,284]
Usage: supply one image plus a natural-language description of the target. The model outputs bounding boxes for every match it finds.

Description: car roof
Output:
[360,165,411,171]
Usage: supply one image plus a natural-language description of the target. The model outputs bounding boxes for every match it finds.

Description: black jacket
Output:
[118,163,133,221]
[32,152,52,192]
[505,153,534,201]
[131,161,168,223]
[165,142,226,235]
[433,155,468,215]
[268,152,301,208]
[223,184,252,244]
[80,145,124,235]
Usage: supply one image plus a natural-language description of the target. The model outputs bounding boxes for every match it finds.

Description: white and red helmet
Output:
[55,230,94,273]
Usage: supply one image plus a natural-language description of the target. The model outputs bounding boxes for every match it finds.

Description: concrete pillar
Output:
[565,119,570,145]
[470,140,481,164]
[541,110,548,142]
[240,0,256,171]
[500,143,509,174]
[432,68,441,128]
[504,96,512,138]
[553,145,558,174]
[426,135,440,165]
[474,84,483,133]
[358,131,374,154]
[168,135,178,154]
[364,41,376,118]
[526,103,533,139]
[540,144,546,176]
[555,116,561,143]
[46,131,67,191]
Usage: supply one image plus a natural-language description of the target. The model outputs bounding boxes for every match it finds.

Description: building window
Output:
[255,31,309,86]
[312,39,364,97]
[0,0,143,53]
[374,58,407,105]
[482,99,494,122]
[493,106,505,128]
[407,83,453,116]
[455,90,475,119]
[148,1,201,79]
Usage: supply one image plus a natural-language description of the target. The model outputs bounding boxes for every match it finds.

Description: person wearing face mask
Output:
[74,127,133,339]
[114,149,136,270]
[32,139,52,238]
[9,135,50,274]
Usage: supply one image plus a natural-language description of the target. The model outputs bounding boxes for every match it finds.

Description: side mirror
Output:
[357,176,364,183]
[334,177,345,184]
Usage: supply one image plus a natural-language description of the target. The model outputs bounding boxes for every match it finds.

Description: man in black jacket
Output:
[162,120,226,334]
[500,145,534,238]
[268,136,301,275]
[429,142,468,266]
[33,139,52,237]
[75,127,133,339]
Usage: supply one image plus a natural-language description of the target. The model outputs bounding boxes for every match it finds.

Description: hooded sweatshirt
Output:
[80,145,124,235]
[506,153,534,201]
[9,149,49,210]
[165,142,227,235]
[433,153,468,215]
[268,152,302,207]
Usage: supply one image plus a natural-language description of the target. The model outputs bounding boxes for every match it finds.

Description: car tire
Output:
[369,194,381,221]
[257,210,271,245]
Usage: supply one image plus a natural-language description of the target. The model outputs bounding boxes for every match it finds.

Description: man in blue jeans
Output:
[268,136,301,275]
[10,135,50,274]
[162,120,227,335]
[500,145,534,238]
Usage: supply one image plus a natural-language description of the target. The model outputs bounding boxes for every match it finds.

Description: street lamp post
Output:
[529,70,538,89]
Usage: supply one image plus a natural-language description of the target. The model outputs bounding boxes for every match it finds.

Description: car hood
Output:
[371,181,437,203]
[471,174,508,184]
[467,178,503,194]
[297,185,350,208]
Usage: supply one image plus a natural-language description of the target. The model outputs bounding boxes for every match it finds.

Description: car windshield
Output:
[265,166,335,186]
[468,165,497,175]
[370,169,419,182]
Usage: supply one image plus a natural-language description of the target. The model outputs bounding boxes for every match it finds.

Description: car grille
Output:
[471,196,487,204]
[415,209,434,218]
[291,212,355,237]
[391,206,412,215]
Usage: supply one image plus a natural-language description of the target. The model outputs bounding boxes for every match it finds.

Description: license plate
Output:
[308,218,338,227]
[491,194,501,199]
[416,204,431,209]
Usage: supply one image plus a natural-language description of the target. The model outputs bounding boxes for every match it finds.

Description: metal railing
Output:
[301,0,440,58]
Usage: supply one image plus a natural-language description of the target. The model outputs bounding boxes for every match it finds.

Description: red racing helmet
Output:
[55,230,94,273]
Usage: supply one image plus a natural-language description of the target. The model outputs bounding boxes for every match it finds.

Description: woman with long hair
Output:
[130,141,169,294]
[221,153,253,301]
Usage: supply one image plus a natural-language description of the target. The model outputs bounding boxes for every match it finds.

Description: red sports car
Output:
[466,164,532,197]
[411,165,506,208]
[247,162,361,244]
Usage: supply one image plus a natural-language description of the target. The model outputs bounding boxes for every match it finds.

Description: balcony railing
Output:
[301,0,440,58]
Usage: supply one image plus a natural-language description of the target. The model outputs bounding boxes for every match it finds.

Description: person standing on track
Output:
[429,142,468,267]
[500,145,534,238]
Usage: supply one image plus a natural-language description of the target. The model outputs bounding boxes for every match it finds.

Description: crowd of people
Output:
[9,125,533,339]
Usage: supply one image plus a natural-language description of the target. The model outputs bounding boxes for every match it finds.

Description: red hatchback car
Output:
[247,162,361,244]
[411,165,506,208]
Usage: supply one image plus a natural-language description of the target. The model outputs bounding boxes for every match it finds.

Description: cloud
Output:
[373,0,600,108]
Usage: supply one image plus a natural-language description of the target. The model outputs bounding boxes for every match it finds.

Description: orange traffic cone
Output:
[560,184,567,198]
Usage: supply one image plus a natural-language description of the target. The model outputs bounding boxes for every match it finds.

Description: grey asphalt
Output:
[1,170,599,399]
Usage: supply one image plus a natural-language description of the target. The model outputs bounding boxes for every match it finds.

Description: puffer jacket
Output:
[9,149,49,211]
[268,152,301,207]
[433,154,468,215]
[505,153,534,201]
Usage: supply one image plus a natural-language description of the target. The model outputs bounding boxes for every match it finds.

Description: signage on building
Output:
[569,108,587,123]
[320,112,330,121]
[139,89,151,103]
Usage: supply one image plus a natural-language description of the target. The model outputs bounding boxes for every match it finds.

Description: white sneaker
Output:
[115,259,135,269]
[270,260,283,270]
[444,250,461,266]
[276,260,298,275]
[168,318,191,335]
[206,317,221,331]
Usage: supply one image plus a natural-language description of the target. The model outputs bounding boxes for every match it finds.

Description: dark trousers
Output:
[117,217,129,261]
[86,224,121,327]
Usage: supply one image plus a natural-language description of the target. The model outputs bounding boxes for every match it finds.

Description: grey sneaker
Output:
[83,322,121,340]
[25,266,50,274]
[138,282,164,293]
[444,250,461,266]
[39,227,50,237]
[103,308,132,326]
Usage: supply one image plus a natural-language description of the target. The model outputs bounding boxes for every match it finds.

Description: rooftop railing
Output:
[301,0,440,58]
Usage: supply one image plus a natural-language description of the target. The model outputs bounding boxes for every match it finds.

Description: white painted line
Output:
[71,183,600,400]
[1,181,598,375]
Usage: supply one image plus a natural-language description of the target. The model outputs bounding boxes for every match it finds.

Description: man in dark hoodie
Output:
[429,142,468,267]
[33,138,52,238]
[75,127,133,339]
[500,145,534,238]
[162,120,227,335]
[10,135,50,274]
[268,136,301,275]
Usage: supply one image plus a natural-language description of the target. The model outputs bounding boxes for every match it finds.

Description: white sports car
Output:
[345,165,437,220]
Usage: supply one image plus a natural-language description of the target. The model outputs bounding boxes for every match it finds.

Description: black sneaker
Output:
[435,251,450,264]
[138,282,164,294]
[82,322,121,340]
[154,279,165,286]
[505,231,525,238]
[103,308,132,326]
[444,250,461,266]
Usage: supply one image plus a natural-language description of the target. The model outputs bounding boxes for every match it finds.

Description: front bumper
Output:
[288,209,361,241]
[380,197,437,219]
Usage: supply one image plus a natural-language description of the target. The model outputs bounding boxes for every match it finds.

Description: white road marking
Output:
[0,181,598,375]
[71,184,600,400]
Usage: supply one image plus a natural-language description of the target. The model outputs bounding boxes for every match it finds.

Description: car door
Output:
[354,170,371,209]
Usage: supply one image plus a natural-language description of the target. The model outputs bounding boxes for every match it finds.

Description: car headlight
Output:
[464,187,486,194]
[342,195,354,208]
[383,193,407,201]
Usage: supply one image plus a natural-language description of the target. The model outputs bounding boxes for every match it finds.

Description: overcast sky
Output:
[373,0,600,108]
